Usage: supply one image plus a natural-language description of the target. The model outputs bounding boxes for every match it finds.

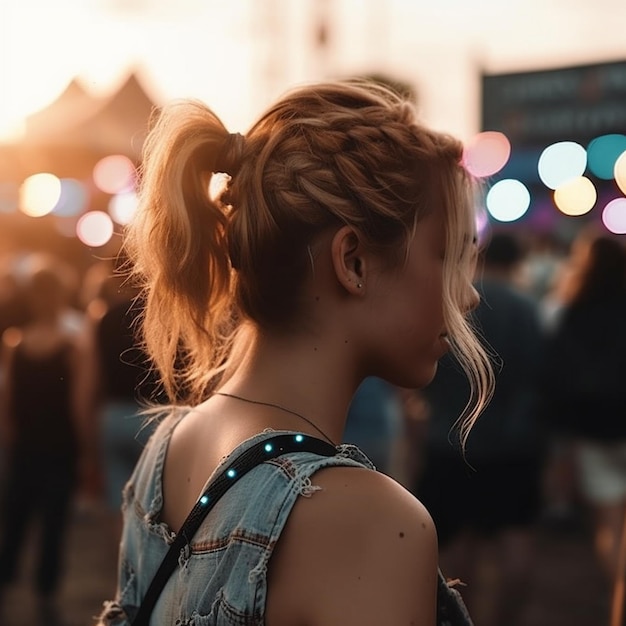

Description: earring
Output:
[357,282,363,289]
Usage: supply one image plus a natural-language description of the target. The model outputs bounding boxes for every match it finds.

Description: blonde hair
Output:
[125,80,493,433]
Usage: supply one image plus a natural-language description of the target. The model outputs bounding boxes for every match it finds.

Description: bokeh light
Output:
[587,134,626,180]
[93,155,136,194]
[554,176,597,216]
[52,178,89,217]
[19,173,62,217]
[76,211,114,247]
[537,141,587,190]
[614,151,626,195]
[462,131,511,178]
[108,191,138,225]
[602,198,626,235]
[485,179,531,222]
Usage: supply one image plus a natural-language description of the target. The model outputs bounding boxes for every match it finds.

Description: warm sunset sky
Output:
[1,0,625,141]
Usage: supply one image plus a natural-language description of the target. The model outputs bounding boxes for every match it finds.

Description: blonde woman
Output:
[99,80,492,626]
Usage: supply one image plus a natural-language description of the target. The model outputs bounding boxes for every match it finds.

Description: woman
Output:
[80,266,161,549]
[0,254,88,621]
[542,232,626,590]
[99,80,492,626]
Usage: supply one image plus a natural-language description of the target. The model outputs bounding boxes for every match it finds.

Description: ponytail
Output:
[125,81,494,429]
[125,101,238,403]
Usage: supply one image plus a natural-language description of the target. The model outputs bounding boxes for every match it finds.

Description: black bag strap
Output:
[131,433,336,626]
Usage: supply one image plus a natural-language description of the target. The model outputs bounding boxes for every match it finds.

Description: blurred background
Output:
[1,0,626,259]
[0,1,625,625]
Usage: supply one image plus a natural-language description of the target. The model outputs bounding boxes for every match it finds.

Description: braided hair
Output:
[125,80,492,431]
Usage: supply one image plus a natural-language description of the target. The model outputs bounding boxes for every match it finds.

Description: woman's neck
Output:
[218,329,361,447]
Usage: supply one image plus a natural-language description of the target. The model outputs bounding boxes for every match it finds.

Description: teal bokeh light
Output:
[587,134,626,180]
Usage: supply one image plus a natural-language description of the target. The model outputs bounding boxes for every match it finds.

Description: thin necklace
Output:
[214,391,337,447]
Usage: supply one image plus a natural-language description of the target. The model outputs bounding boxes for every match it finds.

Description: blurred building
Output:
[0,73,158,272]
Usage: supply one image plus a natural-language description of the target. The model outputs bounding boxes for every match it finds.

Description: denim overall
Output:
[99,412,375,625]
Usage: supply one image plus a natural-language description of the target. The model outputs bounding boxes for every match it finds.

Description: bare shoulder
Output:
[303,465,436,544]
[266,465,438,626]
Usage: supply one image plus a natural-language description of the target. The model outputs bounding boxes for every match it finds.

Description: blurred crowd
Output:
[0,224,625,625]
[0,251,163,624]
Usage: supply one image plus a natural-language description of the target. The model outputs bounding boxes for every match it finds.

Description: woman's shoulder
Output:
[308,464,434,527]
[267,465,438,626]
[301,466,437,563]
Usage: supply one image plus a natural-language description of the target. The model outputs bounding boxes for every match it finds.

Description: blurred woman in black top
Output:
[542,232,626,591]
[0,254,87,620]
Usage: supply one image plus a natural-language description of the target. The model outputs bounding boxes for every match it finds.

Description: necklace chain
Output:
[214,392,337,447]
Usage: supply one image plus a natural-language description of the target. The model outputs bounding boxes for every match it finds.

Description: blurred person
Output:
[0,253,90,622]
[0,257,28,338]
[541,233,626,597]
[81,266,161,547]
[97,79,494,626]
[80,259,122,312]
[343,376,403,476]
[539,226,597,332]
[530,227,605,529]
[414,231,546,626]
[0,257,29,471]
[522,231,568,306]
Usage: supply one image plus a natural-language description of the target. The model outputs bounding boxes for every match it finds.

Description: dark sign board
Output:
[481,60,626,229]
[482,59,626,146]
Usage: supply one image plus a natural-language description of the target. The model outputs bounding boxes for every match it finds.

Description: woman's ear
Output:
[330,226,367,295]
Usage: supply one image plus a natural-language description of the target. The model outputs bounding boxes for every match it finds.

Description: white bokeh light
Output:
[19,173,62,217]
[486,179,531,222]
[109,192,138,225]
[76,211,115,247]
[538,142,587,190]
